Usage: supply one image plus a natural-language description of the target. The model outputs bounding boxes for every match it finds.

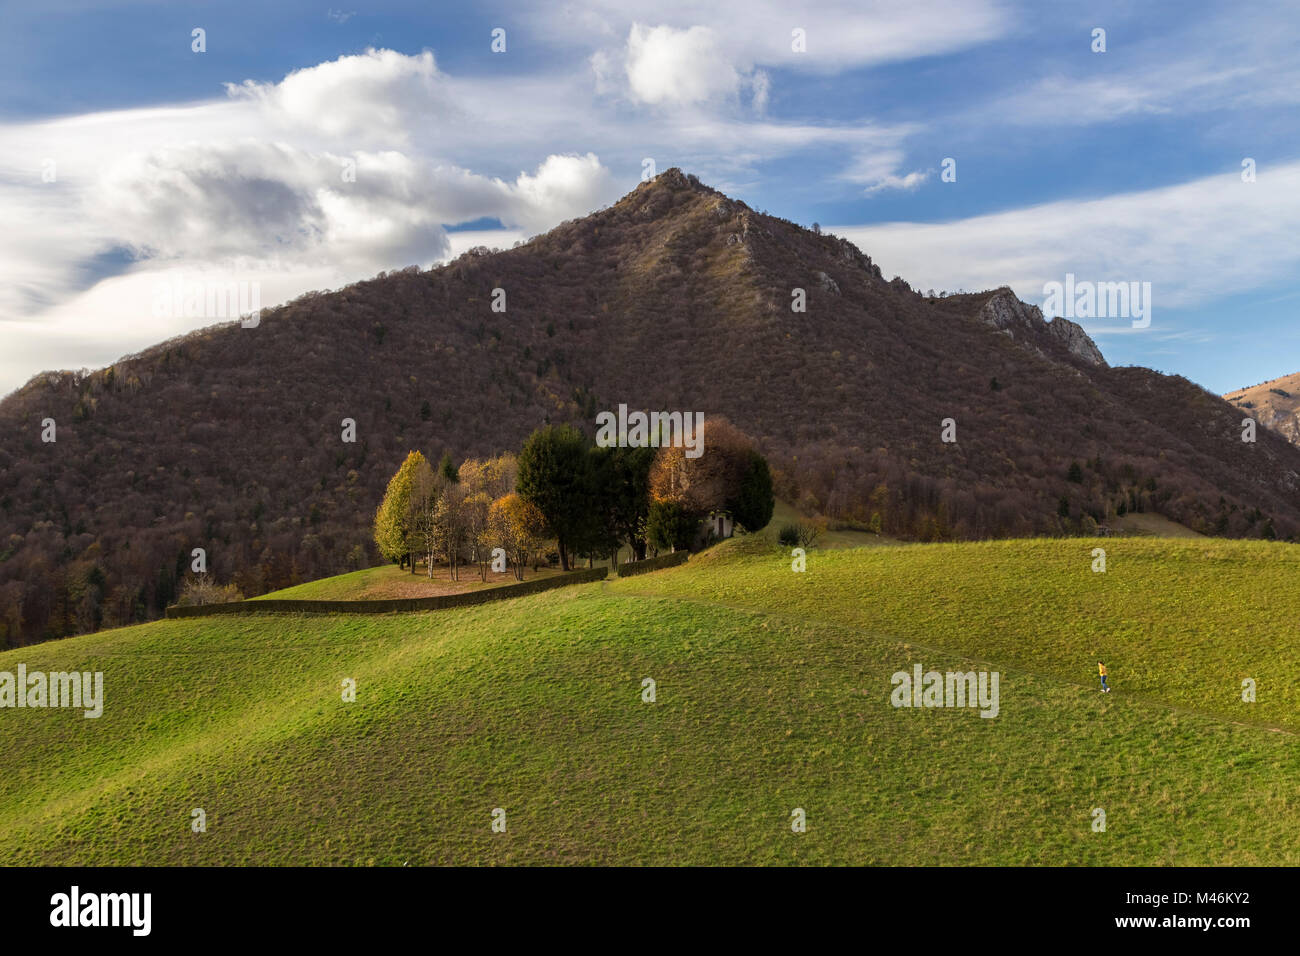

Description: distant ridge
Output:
[1225,370,1300,446]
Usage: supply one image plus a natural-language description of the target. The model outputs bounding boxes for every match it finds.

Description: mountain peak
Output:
[607,167,734,222]
[641,167,718,195]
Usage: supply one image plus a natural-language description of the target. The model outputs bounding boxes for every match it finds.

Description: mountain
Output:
[4,167,1300,645]
[1225,373,1300,445]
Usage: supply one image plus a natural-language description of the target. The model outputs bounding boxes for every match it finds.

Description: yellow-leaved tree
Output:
[489,492,548,580]
[458,454,518,580]
[374,450,428,567]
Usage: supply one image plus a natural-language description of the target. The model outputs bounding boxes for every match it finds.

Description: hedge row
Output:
[165,566,610,618]
[615,550,690,577]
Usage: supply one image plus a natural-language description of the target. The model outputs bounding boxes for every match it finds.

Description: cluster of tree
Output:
[374,451,547,582]
[516,417,773,567]
[373,418,775,578]
[644,419,774,552]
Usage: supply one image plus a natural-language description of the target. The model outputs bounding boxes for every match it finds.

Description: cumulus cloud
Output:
[224,48,456,144]
[89,143,461,275]
[96,143,337,259]
[502,153,619,233]
[625,24,743,106]
[40,143,616,308]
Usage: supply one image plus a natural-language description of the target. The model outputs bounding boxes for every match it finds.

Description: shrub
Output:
[616,550,689,577]
[176,575,244,607]
[796,523,821,548]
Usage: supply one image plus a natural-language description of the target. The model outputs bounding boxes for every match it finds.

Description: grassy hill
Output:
[2,536,1296,866]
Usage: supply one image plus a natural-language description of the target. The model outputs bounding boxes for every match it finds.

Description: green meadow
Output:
[1,536,1295,865]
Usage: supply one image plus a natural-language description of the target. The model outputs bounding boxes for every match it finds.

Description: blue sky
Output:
[1,0,1298,395]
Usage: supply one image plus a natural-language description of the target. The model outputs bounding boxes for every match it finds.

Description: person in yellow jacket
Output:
[1098,661,1111,693]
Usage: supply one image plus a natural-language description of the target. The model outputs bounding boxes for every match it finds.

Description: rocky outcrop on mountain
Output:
[1047,316,1107,367]
[978,288,1107,367]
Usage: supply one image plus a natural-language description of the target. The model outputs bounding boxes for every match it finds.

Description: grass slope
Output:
[1106,513,1205,538]
[252,564,562,601]
[1,537,1295,865]
[765,499,899,549]
[607,535,1300,732]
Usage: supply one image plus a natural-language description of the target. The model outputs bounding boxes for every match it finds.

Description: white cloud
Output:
[538,0,1010,73]
[224,48,456,145]
[830,161,1300,319]
[980,2,1300,129]
[992,68,1249,128]
[607,2,1008,115]
[0,180,108,320]
[750,70,770,114]
[0,258,350,397]
[839,149,931,195]
[625,24,742,106]
[503,153,620,233]
[863,170,928,195]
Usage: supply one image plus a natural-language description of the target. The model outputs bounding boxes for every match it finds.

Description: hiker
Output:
[1098,661,1110,693]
